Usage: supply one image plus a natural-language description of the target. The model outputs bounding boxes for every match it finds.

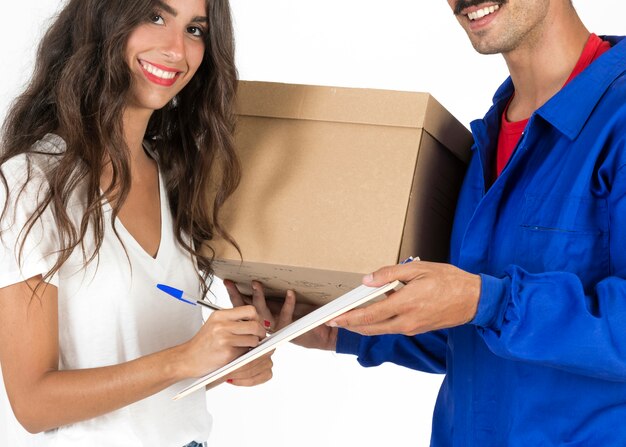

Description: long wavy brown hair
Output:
[0,0,240,297]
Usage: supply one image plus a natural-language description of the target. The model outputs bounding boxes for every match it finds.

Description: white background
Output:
[1,1,624,446]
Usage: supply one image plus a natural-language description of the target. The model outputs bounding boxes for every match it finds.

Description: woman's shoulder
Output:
[31,133,66,155]
[2,134,66,180]
[1,133,67,199]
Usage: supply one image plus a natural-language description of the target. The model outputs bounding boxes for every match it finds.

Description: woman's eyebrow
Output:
[154,0,209,22]
[155,0,177,16]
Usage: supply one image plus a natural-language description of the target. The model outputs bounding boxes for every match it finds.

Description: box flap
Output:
[236,81,472,162]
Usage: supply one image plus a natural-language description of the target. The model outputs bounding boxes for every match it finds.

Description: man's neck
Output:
[503,4,589,122]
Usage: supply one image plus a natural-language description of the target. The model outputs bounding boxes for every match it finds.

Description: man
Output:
[228,0,626,444]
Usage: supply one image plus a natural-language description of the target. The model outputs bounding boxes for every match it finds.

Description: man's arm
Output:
[330,164,626,381]
[328,261,480,336]
[336,328,447,373]
[226,279,449,374]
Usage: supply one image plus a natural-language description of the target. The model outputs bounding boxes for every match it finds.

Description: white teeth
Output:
[140,61,178,80]
[467,4,500,21]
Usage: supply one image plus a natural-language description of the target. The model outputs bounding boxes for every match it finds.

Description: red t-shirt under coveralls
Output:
[496,33,611,177]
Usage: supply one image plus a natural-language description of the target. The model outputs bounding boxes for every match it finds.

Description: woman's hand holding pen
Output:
[225,280,338,351]
[179,306,270,381]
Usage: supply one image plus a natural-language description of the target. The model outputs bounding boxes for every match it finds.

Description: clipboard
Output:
[174,280,401,399]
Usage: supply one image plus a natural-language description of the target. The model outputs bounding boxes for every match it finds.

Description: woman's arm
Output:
[0,275,268,434]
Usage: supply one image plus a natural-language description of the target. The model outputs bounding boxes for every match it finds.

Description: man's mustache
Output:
[453,0,507,16]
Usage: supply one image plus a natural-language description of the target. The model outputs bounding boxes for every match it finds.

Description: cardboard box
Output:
[211,81,472,305]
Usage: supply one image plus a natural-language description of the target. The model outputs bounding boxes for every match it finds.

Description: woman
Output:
[0,0,272,445]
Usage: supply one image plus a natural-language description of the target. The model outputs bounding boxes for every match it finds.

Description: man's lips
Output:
[465,4,501,21]
[454,0,505,16]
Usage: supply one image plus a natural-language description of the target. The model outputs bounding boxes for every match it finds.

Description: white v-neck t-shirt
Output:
[0,134,212,446]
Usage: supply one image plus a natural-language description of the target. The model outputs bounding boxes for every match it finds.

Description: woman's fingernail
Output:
[226,379,233,384]
[327,321,338,328]
[264,320,271,328]
[363,273,374,283]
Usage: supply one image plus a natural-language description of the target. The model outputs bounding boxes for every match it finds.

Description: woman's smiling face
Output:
[125,0,208,112]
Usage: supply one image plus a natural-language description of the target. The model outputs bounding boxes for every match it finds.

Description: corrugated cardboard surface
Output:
[210,81,472,305]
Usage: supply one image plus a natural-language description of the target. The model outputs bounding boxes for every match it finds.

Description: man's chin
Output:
[472,43,505,55]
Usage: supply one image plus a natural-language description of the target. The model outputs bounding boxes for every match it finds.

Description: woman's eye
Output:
[150,14,165,25]
[187,26,204,37]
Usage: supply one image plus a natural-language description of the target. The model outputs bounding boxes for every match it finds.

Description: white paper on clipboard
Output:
[174,280,401,400]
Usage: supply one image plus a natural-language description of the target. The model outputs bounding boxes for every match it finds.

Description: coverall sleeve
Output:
[336,328,447,374]
[472,166,626,381]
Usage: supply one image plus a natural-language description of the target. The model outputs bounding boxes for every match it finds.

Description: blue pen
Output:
[401,256,419,264]
[156,284,223,311]
[158,284,275,336]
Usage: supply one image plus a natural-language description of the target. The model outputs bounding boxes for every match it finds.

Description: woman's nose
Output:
[159,29,185,62]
